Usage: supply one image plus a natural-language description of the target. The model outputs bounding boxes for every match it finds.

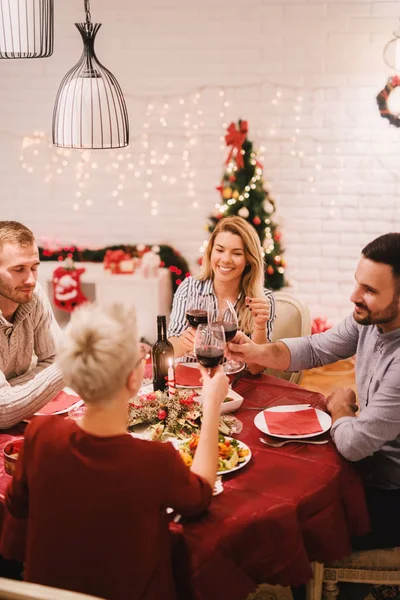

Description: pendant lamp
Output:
[52,0,129,149]
[383,20,400,72]
[0,0,54,58]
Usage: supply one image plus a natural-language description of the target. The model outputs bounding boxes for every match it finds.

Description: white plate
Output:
[178,436,252,476]
[254,405,331,439]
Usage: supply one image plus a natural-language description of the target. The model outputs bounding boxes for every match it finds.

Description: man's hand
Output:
[226,331,263,364]
[199,365,229,412]
[326,388,358,423]
[179,327,196,353]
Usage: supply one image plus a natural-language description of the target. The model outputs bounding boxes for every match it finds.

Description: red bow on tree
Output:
[225,120,248,170]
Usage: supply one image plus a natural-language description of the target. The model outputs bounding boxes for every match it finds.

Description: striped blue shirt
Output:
[168,276,276,343]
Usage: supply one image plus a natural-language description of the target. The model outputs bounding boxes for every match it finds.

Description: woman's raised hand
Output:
[246,296,270,330]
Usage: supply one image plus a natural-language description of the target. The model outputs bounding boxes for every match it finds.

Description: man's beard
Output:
[0,280,35,305]
[353,295,400,326]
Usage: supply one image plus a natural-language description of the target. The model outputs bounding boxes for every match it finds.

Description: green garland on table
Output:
[38,243,191,293]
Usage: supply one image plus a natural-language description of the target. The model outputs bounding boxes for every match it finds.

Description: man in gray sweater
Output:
[0,221,64,429]
[227,232,400,550]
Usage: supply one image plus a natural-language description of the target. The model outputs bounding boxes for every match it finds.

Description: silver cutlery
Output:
[259,437,329,447]
[246,403,312,411]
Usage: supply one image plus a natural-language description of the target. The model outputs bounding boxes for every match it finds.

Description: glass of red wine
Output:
[194,323,225,374]
[208,299,244,374]
[184,296,209,359]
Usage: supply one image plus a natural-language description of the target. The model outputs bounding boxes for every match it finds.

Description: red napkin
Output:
[263,407,323,436]
[35,391,82,416]
[175,364,202,387]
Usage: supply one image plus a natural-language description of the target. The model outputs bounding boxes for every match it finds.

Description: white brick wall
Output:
[0,0,400,323]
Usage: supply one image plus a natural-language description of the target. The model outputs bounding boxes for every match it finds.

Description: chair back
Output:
[266,291,311,385]
[0,578,105,600]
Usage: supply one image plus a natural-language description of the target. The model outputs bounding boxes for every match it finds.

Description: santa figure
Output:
[52,261,88,312]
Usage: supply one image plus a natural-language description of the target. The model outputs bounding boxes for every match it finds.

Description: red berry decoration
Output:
[267,266,274,276]
[157,409,167,420]
[253,216,261,225]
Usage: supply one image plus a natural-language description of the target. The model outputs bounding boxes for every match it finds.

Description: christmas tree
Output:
[204,120,286,290]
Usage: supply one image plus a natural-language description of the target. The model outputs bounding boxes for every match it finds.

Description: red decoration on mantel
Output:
[103,249,135,274]
[52,263,88,313]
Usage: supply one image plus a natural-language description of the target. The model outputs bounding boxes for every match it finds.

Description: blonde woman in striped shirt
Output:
[168,216,276,375]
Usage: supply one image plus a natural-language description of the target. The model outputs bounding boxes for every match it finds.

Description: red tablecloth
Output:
[0,374,370,600]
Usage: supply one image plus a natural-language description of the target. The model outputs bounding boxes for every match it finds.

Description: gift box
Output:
[104,250,135,274]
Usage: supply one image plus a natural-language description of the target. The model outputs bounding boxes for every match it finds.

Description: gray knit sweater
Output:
[0,283,64,429]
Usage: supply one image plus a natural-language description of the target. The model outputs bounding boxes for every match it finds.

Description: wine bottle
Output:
[152,315,174,392]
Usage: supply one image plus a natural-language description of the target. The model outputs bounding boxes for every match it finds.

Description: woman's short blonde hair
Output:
[199,216,265,334]
[57,303,140,404]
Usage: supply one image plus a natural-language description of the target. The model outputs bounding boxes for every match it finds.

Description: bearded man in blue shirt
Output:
[227,232,400,550]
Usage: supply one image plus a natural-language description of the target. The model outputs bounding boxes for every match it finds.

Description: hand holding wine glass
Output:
[208,299,244,374]
[199,364,229,410]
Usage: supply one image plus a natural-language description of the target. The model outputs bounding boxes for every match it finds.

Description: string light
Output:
[19,81,350,224]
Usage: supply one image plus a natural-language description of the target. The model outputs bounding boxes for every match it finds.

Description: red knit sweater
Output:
[5,416,212,600]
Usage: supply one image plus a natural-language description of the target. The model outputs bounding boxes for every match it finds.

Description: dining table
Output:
[0,372,370,600]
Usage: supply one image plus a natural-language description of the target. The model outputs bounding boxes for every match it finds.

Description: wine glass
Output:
[184,295,208,359]
[194,323,225,374]
[208,299,244,374]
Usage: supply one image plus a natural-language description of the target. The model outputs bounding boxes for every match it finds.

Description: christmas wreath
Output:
[376,76,400,128]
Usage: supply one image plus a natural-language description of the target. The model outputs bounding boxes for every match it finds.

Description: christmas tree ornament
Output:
[376,76,400,128]
[204,119,286,290]
[222,187,233,199]
[263,200,275,213]
[0,0,53,59]
[52,260,88,312]
[52,0,129,149]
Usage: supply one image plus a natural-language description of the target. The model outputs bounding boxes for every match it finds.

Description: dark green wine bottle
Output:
[152,315,174,392]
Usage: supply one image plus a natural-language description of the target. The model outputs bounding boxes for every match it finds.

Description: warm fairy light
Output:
[19,85,315,223]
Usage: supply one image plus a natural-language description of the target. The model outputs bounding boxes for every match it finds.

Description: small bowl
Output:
[197,389,244,414]
[3,438,24,476]
[220,389,244,414]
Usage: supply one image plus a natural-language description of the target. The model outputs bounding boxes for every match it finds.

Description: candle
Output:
[168,358,175,398]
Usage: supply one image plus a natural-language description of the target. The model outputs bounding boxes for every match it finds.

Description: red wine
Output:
[186,309,208,328]
[212,321,237,342]
[196,346,224,369]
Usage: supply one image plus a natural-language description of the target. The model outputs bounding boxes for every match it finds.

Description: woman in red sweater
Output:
[5,303,229,600]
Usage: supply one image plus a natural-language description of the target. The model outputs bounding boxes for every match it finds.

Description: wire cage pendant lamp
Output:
[383,19,400,71]
[0,0,54,59]
[52,0,129,149]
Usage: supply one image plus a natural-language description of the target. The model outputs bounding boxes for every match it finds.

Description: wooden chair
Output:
[266,291,312,385]
[308,549,400,600]
[0,578,105,600]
